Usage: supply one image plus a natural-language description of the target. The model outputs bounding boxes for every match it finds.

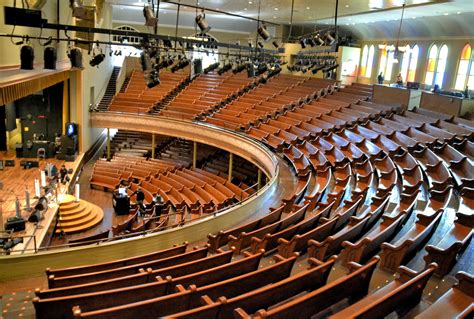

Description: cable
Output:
[287,0,295,42]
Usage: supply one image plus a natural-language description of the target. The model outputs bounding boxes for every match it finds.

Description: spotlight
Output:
[272,41,279,48]
[204,62,220,74]
[315,34,325,46]
[307,38,316,47]
[322,63,339,72]
[300,38,306,49]
[257,42,264,48]
[196,11,211,34]
[68,47,84,69]
[143,4,158,27]
[248,40,253,48]
[89,53,105,67]
[326,32,336,45]
[311,64,325,74]
[257,24,272,41]
[255,63,268,76]
[247,63,256,77]
[232,63,247,74]
[217,62,233,75]
[267,66,282,78]
[20,45,34,70]
[156,56,174,69]
[193,59,203,75]
[163,39,173,48]
[44,47,57,70]
[140,51,152,72]
[144,70,160,88]
[171,58,190,73]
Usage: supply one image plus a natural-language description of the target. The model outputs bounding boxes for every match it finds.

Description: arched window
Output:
[425,44,438,86]
[435,45,448,87]
[359,45,369,77]
[400,44,419,83]
[408,45,419,82]
[378,45,396,82]
[378,47,388,80]
[366,45,375,78]
[455,44,473,90]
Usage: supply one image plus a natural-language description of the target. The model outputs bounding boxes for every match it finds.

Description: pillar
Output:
[106,128,111,161]
[257,169,262,191]
[151,133,155,159]
[193,141,197,169]
[228,153,233,183]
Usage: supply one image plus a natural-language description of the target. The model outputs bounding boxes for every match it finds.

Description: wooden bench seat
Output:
[169,256,337,319]
[38,249,233,299]
[89,174,120,191]
[329,263,437,319]
[415,272,474,319]
[423,218,473,276]
[35,250,263,319]
[379,209,443,272]
[234,257,379,319]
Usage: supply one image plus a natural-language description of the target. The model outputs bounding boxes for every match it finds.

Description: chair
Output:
[37,148,46,160]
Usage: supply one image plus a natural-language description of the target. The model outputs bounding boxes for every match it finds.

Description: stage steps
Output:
[55,195,104,235]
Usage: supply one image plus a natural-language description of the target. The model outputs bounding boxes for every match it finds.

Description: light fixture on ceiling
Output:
[20,42,34,70]
[393,2,406,64]
[143,4,158,27]
[171,57,190,73]
[141,50,160,88]
[257,24,272,41]
[204,62,220,74]
[68,47,84,70]
[300,38,306,49]
[196,10,211,33]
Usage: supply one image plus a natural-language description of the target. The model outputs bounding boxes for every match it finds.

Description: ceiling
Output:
[108,0,474,37]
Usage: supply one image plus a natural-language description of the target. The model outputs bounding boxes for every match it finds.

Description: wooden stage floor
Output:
[0,151,83,253]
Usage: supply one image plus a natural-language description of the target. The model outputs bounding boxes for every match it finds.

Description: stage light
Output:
[232,63,247,74]
[311,64,325,74]
[217,62,233,75]
[193,59,203,75]
[300,38,306,49]
[20,45,34,70]
[140,51,152,72]
[257,42,264,48]
[307,38,316,47]
[196,11,211,33]
[247,63,256,77]
[144,70,160,88]
[255,63,268,76]
[89,53,105,67]
[322,63,339,73]
[171,58,190,73]
[326,32,336,45]
[315,34,325,46]
[44,47,57,70]
[272,41,279,48]
[257,24,271,41]
[204,62,220,74]
[143,4,158,27]
[68,47,84,69]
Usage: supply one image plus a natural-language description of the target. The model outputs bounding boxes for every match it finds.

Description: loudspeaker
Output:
[5,159,15,167]
[20,45,34,70]
[5,216,26,232]
[44,46,57,70]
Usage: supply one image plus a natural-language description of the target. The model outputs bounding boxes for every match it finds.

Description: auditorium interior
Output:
[0,0,473,318]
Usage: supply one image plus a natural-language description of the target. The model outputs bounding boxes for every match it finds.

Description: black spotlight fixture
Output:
[68,47,84,69]
[44,46,57,70]
[232,63,247,74]
[217,62,233,75]
[272,41,279,49]
[299,38,306,49]
[143,4,158,27]
[20,44,35,70]
[307,38,316,47]
[257,42,264,48]
[255,63,268,76]
[257,24,272,41]
[196,10,211,34]
[144,70,160,88]
[171,58,190,73]
[312,64,325,74]
[193,59,203,75]
[140,51,152,72]
[204,62,220,74]
[246,63,256,78]
[322,63,339,73]
[89,53,105,67]
[315,34,325,46]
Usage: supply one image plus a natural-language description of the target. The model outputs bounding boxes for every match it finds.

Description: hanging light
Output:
[171,58,190,73]
[44,46,57,70]
[89,43,105,67]
[257,24,272,41]
[315,34,325,46]
[393,3,406,64]
[204,62,220,74]
[143,4,158,27]
[272,40,279,48]
[217,62,233,75]
[300,38,306,49]
[326,32,336,45]
[69,0,90,19]
[196,10,211,34]
[20,43,34,70]
[68,47,84,69]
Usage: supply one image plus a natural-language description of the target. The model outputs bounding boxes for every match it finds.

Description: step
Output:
[55,202,104,234]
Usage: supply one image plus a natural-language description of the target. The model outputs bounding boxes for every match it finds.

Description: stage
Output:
[0,151,83,254]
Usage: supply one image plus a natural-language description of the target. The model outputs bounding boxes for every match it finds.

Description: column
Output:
[228,153,233,183]
[193,141,197,169]
[106,128,111,161]
[257,169,262,191]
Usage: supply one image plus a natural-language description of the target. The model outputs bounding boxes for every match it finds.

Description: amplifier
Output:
[5,216,26,232]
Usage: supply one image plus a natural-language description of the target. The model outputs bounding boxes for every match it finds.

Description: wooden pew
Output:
[234,257,380,319]
[47,246,210,288]
[168,256,337,319]
[250,201,335,254]
[207,203,286,253]
[89,174,120,191]
[379,209,443,272]
[227,203,309,254]
[45,243,188,278]
[38,249,233,298]
[34,250,263,319]
[329,263,437,319]
[415,272,474,319]
[423,218,473,277]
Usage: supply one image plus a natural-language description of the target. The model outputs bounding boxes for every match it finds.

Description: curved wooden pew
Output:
[329,263,438,319]
[234,257,379,319]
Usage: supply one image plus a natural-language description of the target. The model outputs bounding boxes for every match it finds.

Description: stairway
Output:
[150,75,195,115]
[56,195,104,235]
[97,66,121,112]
